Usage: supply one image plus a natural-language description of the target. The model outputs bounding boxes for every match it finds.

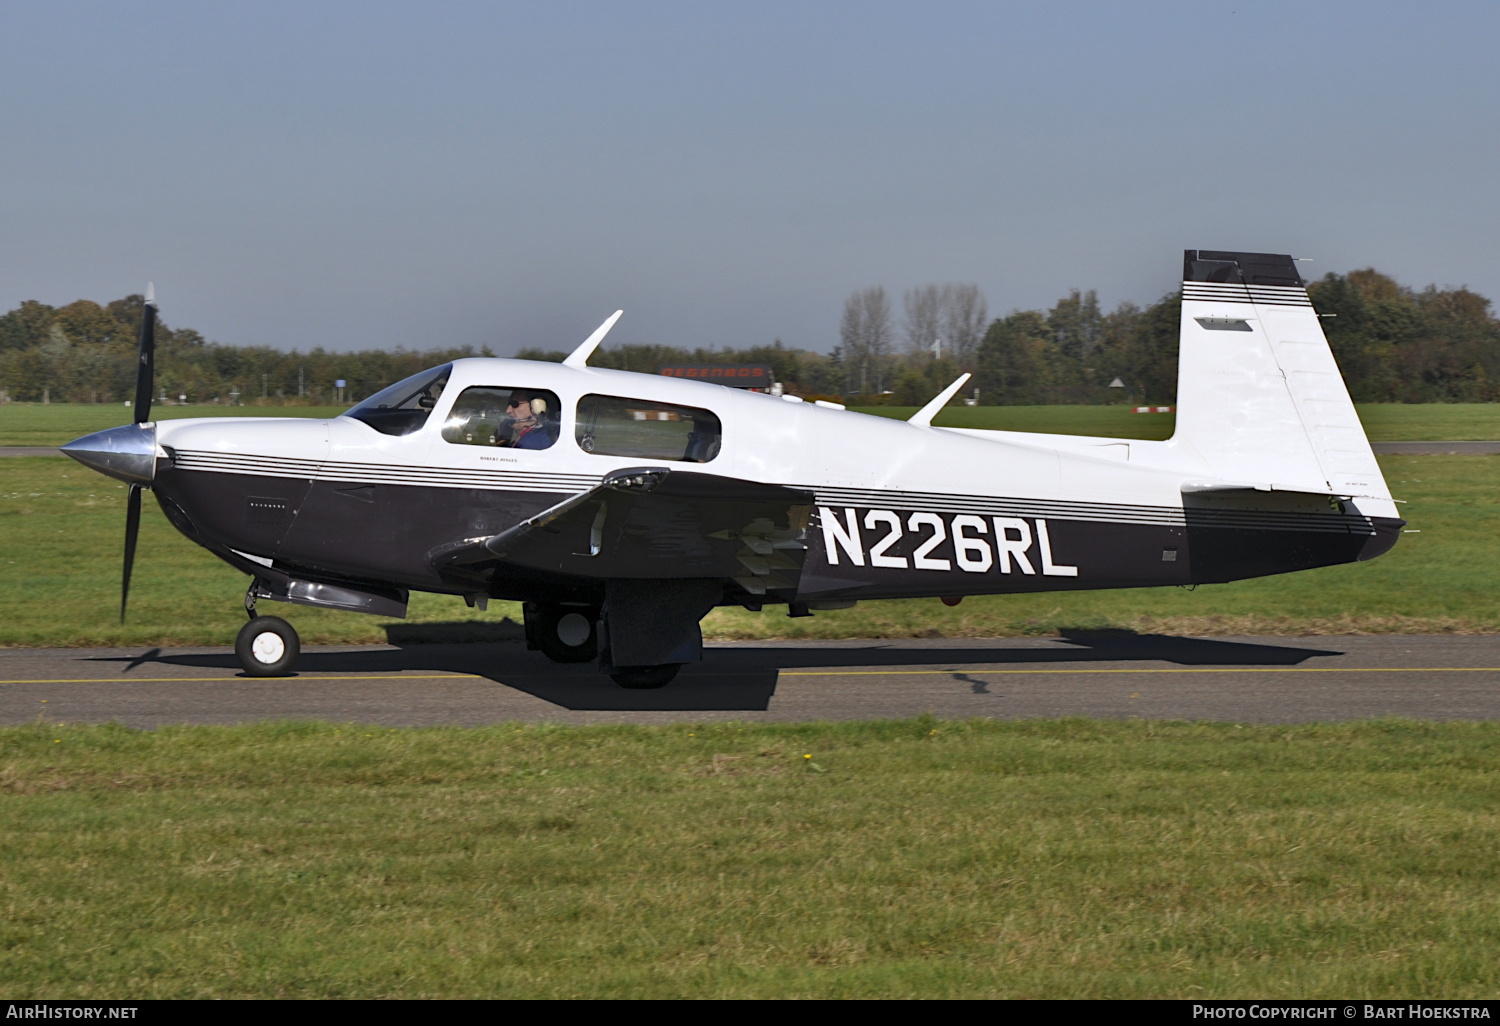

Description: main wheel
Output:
[609,664,681,689]
[235,616,300,677]
[526,603,599,663]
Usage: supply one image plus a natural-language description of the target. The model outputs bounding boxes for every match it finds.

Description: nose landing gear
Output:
[235,615,300,676]
[238,588,301,676]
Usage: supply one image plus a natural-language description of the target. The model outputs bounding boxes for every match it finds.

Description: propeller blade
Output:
[121,484,141,623]
[133,283,157,424]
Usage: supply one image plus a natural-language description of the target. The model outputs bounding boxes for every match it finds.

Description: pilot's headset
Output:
[529,395,548,418]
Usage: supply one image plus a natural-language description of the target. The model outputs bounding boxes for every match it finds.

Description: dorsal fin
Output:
[563,310,623,368]
[908,373,971,427]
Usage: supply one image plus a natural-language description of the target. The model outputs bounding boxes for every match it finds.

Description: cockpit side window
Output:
[343,364,452,437]
[575,394,721,462]
[441,387,561,450]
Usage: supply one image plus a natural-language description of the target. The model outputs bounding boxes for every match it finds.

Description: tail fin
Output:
[1173,249,1390,501]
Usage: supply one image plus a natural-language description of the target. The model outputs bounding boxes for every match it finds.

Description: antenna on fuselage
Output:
[908,373,972,428]
[563,310,624,368]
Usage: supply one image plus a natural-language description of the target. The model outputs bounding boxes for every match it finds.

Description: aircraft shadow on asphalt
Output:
[85,630,1343,714]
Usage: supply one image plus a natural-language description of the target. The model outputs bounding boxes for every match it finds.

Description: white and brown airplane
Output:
[63,250,1401,686]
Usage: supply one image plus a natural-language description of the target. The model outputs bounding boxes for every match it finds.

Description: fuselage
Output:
[129,357,1401,608]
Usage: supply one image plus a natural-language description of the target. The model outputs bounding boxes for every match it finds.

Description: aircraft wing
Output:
[432,466,815,596]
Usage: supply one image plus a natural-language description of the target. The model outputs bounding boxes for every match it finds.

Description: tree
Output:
[973,310,1058,404]
[0,300,55,352]
[902,284,988,370]
[840,286,893,394]
[902,285,943,359]
[1308,270,1500,403]
[1094,293,1179,404]
[941,284,988,371]
[1047,289,1102,362]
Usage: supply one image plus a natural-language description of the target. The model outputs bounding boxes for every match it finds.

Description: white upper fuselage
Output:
[153,356,1367,518]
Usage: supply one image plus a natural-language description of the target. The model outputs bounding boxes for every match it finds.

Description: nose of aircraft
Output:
[60,423,159,486]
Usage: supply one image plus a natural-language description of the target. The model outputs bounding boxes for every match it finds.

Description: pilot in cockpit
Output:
[503,392,554,450]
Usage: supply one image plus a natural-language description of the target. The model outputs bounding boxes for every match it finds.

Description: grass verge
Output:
[1,455,1495,646]
[0,405,348,447]
[2,717,1497,998]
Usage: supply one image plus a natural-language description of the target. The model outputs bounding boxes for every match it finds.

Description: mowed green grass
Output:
[5,401,1500,446]
[0,457,488,647]
[1,718,1497,998]
[0,454,1493,646]
[0,404,348,447]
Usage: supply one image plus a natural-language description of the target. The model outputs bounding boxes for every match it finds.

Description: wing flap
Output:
[433,467,815,593]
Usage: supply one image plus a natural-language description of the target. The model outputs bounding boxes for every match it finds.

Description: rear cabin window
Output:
[575,394,721,463]
[441,387,561,450]
[343,364,452,436]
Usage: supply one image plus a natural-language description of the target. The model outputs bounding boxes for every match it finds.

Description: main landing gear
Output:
[523,602,599,663]
[524,601,680,689]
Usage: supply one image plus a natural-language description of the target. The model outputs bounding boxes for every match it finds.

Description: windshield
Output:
[342,364,452,437]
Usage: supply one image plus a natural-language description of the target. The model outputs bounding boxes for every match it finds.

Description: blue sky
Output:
[3,1,1497,354]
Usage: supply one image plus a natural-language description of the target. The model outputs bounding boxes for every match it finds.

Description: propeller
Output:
[133,283,156,424]
[121,284,157,622]
[122,484,142,623]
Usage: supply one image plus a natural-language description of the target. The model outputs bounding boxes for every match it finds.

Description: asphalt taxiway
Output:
[2,634,1498,727]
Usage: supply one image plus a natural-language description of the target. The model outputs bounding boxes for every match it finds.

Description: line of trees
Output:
[3,267,1497,407]
[0,296,490,406]
[836,269,1500,405]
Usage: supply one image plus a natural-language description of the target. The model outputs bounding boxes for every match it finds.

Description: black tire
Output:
[609,664,680,689]
[235,616,300,677]
[527,603,599,663]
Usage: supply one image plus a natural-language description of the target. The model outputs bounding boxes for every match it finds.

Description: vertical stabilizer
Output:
[1173,250,1390,501]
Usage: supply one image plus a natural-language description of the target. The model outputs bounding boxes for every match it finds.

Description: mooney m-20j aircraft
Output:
[64,250,1401,686]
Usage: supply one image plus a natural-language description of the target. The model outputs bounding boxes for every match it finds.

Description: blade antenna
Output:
[563,310,623,368]
[133,283,158,423]
[121,484,142,623]
[908,373,972,428]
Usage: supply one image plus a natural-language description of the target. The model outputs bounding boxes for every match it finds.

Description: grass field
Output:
[5,400,1498,1000]
[2,717,1497,998]
[0,405,348,447]
[4,401,1500,446]
[0,453,1494,646]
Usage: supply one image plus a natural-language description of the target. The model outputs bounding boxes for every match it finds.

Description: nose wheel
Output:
[235,615,300,676]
